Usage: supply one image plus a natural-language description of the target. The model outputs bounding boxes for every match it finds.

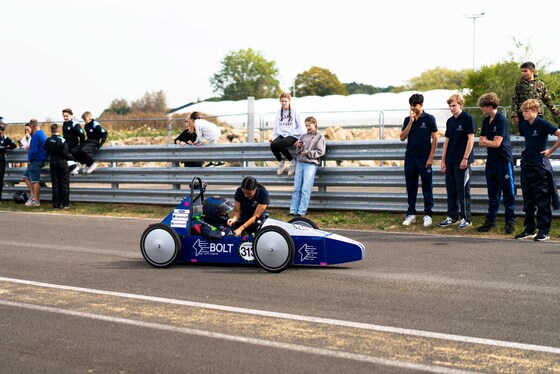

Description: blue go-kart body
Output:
[140,177,365,272]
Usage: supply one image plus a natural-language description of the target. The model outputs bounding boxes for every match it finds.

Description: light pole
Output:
[465,12,485,71]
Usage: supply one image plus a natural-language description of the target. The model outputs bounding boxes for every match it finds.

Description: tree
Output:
[210,48,281,100]
[102,98,131,116]
[293,66,348,97]
[463,61,519,108]
[130,90,168,113]
[345,82,393,95]
[407,67,468,91]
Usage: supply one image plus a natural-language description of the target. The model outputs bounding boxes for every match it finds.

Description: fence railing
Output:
[3,138,560,216]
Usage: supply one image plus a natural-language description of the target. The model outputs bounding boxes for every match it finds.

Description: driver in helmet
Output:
[227,176,269,236]
[202,196,233,226]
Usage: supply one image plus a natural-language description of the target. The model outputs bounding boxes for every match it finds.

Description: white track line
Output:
[1,276,559,355]
[0,299,476,374]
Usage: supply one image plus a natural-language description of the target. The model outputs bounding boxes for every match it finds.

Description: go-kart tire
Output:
[288,216,319,229]
[140,223,181,268]
[253,226,295,273]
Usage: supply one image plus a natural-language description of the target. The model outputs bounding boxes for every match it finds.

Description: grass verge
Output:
[1,200,551,239]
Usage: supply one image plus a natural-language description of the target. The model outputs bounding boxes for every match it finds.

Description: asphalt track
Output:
[1,211,559,373]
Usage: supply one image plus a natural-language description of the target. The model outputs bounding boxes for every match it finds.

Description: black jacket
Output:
[44,135,71,162]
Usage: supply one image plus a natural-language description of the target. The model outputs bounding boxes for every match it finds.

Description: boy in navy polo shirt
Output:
[400,93,439,227]
[515,99,560,241]
[477,92,516,234]
[439,94,475,229]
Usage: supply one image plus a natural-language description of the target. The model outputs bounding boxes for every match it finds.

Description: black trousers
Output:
[404,156,434,216]
[50,159,70,207]
[521,159,552,234]
[0,159,5,202]
[444,163,471,222]
[270,136,298,162]
[74,140,100,167]
[485,161,516,224]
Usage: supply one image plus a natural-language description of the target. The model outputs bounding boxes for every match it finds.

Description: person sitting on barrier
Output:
[271,92,305,176]
[188,111,223,167]
[62,108,85,175]
[73,111,108,174]
[290,116,326,217]
[0,123,17,203]
[174,117,202,167]
[227,176,269,236]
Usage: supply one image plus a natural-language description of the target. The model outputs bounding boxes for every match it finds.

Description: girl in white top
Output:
[188,111,221,145]
[271,92,305,176]
[19,123,32,150]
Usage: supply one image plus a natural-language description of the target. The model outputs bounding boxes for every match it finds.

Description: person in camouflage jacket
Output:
[511,61,560,124]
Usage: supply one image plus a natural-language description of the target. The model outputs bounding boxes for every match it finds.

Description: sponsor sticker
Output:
[193,239,234,256]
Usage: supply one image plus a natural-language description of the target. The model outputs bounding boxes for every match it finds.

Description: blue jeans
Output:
[290,161,318,215]
[23,161,45,183]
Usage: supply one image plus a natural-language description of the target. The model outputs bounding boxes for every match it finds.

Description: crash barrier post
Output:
[3,137,560,216]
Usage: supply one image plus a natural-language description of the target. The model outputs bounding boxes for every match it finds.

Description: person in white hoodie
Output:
[270,92,305,176]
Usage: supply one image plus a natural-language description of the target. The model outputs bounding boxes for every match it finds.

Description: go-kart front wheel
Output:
[140,223,181,268]
[288,216,319,229]
[253,226,295,273]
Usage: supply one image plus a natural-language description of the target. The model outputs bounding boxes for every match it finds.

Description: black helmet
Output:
[202,196,233,224]
[13,191,29,204]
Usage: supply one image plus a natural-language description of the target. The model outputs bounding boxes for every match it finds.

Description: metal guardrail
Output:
[3,139,560,217]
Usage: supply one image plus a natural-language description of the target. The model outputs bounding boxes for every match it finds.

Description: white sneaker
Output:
[287,161,296,176]
[70,166,80,175]
[402,215,416,226]
[277,160,286,175]
[458,218,471,229]
[86,162,97,174]
[423,215,432,227]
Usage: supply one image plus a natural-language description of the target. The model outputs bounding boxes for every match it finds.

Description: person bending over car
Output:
[227,176,269,236]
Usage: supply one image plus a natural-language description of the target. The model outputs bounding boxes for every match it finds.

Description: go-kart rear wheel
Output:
[288,216,319,229]
[253,226,295,273]
[140,223,181,268]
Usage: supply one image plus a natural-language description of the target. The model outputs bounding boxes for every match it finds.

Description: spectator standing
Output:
[439,94,475,229]
[44,123,71,209]
[477,93,516,234]
[227,176,269,236]
[188,111,223,167]
[0,123,17,203]
[73,111,108,174]
[19,123,32,150]
[174,118,202,167]
[515,99,560,241]
[271,92,305,176]
[399,93,439,227]
[23,119,47,206]
[511,61,560,125]
[289,116,326,217]
[62,108,85,175]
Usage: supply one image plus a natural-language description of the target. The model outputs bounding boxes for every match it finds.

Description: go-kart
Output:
[140,177,364,272]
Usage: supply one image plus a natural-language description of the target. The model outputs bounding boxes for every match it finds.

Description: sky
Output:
[1,0,559,122]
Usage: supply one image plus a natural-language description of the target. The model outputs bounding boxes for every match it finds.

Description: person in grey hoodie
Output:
[289,116,326,216]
